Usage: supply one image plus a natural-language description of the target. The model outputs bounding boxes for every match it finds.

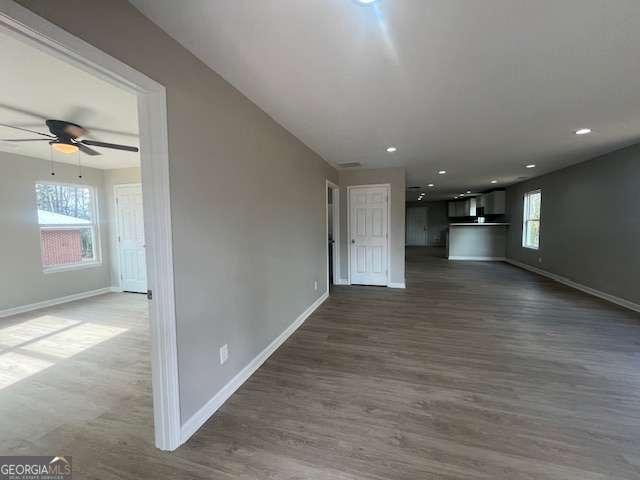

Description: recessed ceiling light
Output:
[356,0,378,4]
[490,179,498,184]
[466,190,471,194]
[386,146,397,153]
[427,183,434,187]
[438,170,446,175]
[575,128,592,135]
[525,164,536,168]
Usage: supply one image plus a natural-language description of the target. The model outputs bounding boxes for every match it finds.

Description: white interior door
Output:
[349,186,389,286]
[406,207,427,246]
[115,184,147,293]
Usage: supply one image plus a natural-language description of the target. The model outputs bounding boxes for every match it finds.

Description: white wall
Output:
[0,151,111,311]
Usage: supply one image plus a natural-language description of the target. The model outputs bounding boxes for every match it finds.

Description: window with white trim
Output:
[35,182,100,270]
[522,189,541,250]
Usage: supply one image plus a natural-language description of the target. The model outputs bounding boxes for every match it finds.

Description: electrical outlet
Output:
[314,280,318,291]
[219,344,228,365]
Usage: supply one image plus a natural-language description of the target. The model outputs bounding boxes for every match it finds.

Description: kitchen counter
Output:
[448,223,509,260]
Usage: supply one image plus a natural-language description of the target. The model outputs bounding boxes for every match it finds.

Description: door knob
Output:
[351,239,355,244]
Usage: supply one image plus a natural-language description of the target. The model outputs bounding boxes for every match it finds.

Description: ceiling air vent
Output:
[337,162,362,168]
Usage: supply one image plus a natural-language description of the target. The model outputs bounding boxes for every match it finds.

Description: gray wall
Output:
[406,200,448,246]
[506,143,640,305]
[338,167,406,285]
[0,152,111,310]
[16,0,339,423]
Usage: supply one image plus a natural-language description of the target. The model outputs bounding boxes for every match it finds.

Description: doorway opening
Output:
[326,180,340,291]
[0,3,179,450]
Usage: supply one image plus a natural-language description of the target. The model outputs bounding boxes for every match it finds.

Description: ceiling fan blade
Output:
[76,142,101,156]
[0,138,51,142]
[0,103,49,121]
[81,139,139,152]
[0,124,55,138]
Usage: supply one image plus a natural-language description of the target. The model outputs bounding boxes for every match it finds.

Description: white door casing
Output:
[1,1,181,450]
[349,185,389,286]
[406,207,427,246]
[115,184,147,293]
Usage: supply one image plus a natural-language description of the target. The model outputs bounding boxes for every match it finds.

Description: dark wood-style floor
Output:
[3,248,640,479]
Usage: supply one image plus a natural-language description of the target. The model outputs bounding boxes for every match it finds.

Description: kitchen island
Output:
[447,223,510,260]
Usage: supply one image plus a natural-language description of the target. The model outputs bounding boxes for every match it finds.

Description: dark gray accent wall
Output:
[506,143,640,305]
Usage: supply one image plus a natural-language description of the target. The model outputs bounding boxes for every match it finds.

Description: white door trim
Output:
[347,184,391,287]
[326,180,340,292]
[0,1,181,450]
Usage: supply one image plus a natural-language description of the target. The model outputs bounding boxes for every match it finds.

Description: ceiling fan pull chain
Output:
[77,150,83,179]
[49,144,55,176]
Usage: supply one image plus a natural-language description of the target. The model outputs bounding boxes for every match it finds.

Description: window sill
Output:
[43,261,102,274]
[522,245,539,251]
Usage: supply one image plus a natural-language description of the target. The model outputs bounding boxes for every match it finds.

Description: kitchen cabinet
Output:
[481,191,506,215]
[447,197,477,217]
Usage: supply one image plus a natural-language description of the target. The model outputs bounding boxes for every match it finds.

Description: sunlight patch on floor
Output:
[0,315,128,390]
[0,352,53,389]
[0,316,80,348]
[22,323,127,359]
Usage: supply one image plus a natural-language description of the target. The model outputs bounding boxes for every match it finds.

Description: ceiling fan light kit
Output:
[0,118,139,157]
[51,141,79,154]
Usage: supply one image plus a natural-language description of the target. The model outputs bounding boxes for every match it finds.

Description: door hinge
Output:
[147,289,153,300]
[115,197,119,205]
[118,236,121,242]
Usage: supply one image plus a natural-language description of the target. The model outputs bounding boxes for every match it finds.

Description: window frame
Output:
[35,180,102,273]
[522,189,541,250]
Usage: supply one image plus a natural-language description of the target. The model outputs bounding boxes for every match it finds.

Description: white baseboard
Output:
[505,259,640,313]
[0,287,113,319]
[334,278,350,285]
[388,282,406,289]
[180,291,330,445]
[110,286,124,293]
[449,256,506,261]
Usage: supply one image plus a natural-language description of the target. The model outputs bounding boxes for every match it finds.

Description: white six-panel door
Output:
[349,185,389,286]
[115,184,147,293]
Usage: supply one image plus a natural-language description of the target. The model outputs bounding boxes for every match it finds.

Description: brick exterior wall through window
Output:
[41,229,83,267]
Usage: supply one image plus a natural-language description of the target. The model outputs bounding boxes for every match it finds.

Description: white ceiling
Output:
[131,0,640,200]
[0,31,139,170]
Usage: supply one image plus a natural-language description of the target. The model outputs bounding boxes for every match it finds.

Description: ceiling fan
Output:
[0,119,139,156]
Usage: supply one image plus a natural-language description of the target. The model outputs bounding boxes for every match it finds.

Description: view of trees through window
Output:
[36,183,98,267]
[36,183,94,221]
[522,190,541,249]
